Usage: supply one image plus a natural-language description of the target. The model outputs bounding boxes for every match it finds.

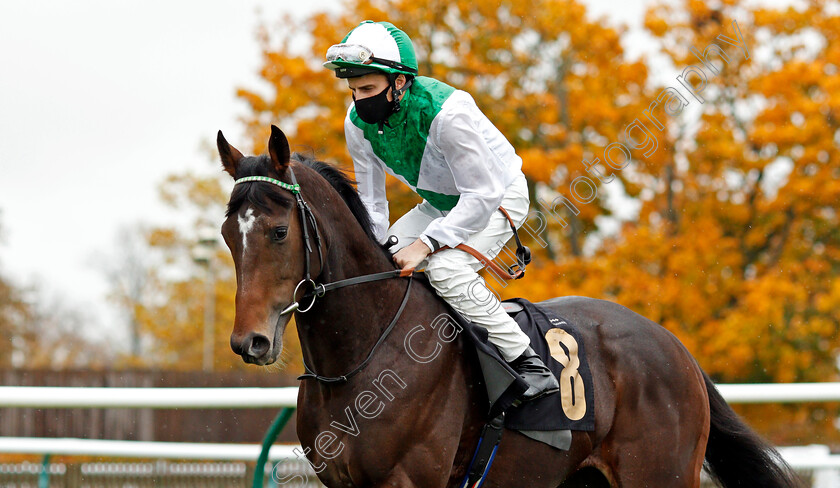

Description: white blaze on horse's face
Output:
[237,208,257,251]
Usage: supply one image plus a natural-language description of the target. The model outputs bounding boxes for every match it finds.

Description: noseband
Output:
[233,166,413,383]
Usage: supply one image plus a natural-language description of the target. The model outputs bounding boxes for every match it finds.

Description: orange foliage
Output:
[234,0,840,445]
[116,0,840,447]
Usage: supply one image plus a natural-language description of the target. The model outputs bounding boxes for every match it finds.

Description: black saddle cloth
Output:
[454,298,595,433]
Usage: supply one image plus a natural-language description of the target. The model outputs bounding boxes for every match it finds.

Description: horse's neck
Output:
[294,218,487,480]
[294,220,417,377]
[291,186,482,395]
[291,184,486,482]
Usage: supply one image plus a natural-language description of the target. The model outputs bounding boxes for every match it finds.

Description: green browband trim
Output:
[235,176,300,194]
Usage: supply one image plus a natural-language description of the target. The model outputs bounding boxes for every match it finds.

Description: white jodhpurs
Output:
[387,175,532,362]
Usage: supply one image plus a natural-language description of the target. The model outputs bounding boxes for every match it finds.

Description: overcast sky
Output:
[0,0,658,342]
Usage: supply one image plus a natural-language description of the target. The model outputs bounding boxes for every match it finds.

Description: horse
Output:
[217,125,801,488]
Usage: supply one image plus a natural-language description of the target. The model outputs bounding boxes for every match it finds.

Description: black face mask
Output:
[353,85,393,125]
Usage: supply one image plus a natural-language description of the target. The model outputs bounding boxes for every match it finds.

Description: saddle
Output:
[455,298,594,488]
[453,298,595,443]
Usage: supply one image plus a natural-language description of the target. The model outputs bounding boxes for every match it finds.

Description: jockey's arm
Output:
[420,105,506,250]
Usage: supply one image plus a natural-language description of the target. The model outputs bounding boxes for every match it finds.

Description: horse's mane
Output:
[295,153,381,244]
[225,153,381,246]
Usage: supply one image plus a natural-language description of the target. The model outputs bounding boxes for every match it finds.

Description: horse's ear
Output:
[268,125,291,173]
[217,130,244,178]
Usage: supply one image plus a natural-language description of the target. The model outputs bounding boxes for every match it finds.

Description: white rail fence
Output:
[0,386,299,409]
[3,383,840,485]
[0,386,300,462]
[716,383,840,404]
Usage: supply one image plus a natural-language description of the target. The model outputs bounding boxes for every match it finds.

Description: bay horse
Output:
[218,126,801,488]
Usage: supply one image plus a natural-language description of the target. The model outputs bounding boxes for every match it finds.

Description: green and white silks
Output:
[345,76,524,248]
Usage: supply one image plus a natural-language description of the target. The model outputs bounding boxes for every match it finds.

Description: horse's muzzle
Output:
[230,332,274,365]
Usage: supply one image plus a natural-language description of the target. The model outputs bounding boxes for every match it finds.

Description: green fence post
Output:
[252,407,295,488]
[38,454,50,488]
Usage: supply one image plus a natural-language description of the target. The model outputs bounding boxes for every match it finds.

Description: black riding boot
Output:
[509,346,560,402]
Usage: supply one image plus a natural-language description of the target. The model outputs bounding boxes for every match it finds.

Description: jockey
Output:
[324,21,558,402]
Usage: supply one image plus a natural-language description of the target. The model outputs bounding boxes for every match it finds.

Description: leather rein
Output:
[233,166,529,384]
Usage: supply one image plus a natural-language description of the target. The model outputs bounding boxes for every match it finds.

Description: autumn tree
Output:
[235,0,840,444]
[15,291,112,369]
[104,170,305,373]
[105,172,233,370]
[237,0,654,258]
[0,215,31,368]
[1,212,111,369]
[242,9,837,337]
[500,0,840,445]
[111,0,840,445]
[1,279,108,370]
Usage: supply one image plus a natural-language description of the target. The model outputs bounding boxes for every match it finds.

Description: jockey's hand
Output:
[393,238,432,271]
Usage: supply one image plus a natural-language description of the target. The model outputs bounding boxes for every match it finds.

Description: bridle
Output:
[236,170,327,314]
[233,165,531,383]
[233,167,413,383]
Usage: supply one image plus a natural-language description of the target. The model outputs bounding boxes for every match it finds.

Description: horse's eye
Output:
[272,226,288,242]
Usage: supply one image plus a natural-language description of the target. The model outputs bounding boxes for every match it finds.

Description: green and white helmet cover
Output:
[324,21,418,78]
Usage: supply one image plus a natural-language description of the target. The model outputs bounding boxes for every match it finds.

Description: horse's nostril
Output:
[230,335,247,356]
[248,334,271,358]
[231,333,271,360]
